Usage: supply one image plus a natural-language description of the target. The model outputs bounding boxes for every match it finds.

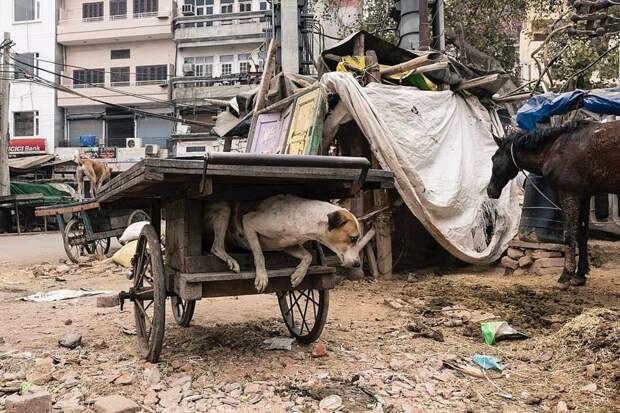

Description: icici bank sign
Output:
[9,138,47,155]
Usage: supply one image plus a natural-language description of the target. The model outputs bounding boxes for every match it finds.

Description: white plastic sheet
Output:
[321,73,520,264]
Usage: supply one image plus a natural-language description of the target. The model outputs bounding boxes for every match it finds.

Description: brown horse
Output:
[487,120,620,287]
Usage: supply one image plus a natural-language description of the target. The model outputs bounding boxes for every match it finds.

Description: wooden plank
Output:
[184,252,305,274]
[180,265,334,283]
[97,170,163,203]
[35,201,100,217]
[0,193,44,202]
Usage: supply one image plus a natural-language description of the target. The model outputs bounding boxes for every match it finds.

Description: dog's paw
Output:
[255,273,268,293]
[290,269,307,288]
[227,259,240,273]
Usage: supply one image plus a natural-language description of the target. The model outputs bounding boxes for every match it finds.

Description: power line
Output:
[24,71,213,128]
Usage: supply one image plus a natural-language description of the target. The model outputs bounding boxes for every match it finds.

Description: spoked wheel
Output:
[128,209,150,226]
[63,218,87,264]
[277,289,329,344]
[171,296,196,327]
[85,237,110,257]
[132,224,166,362]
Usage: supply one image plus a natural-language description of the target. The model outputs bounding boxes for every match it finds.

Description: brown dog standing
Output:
[74,154,112,199]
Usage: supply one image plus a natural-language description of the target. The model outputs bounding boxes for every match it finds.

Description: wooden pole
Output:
[0,33,11,198]
[380,52,444,76]
[253,39,278,114]
[365,50,393,279]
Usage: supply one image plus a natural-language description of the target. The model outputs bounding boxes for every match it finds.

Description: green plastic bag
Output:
[481,321,528,345]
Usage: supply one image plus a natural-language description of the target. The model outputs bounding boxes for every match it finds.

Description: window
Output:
[186,0,213,16]
[134,0,158,16]
[185,56,213,77]
[221,4,233,13]
[239,1,251,12]
[238,53,250,74]
[83,2,104,21]
[111,49,130,59]
[136,64,167,84]
[259,2,268,11]
[13,111,39,136]
[13,52,38,79]
[110,0,127,18]
[73,69,105,87]
[14,0,39,22]
[221,64,232,76]
[111,67,130,86]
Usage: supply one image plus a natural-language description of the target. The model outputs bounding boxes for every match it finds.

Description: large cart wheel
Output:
[128,209,150,225]
[63,218,87,264]
[277,289,329,344]
[85,237,111,256]
[171,296,196,327]
[132,224,166,362]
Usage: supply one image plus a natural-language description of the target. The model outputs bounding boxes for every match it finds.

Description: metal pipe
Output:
[205,152,371,169]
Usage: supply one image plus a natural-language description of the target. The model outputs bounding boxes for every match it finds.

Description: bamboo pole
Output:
[380,52,444,76]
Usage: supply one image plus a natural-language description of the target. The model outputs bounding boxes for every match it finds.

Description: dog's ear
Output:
[327,210,347,231]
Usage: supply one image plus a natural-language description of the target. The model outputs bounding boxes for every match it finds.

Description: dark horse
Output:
[487,120,620,287]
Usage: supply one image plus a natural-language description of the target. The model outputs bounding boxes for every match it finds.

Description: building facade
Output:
[172,0,270,130]
[57,0,176,151]
[0,0,63,156]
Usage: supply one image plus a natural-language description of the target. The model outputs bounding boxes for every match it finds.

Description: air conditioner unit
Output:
[145,144,160,156]
[126,138,143,148]
[182,63,195,76]
[157,8,169,18]
[182,4,195,16]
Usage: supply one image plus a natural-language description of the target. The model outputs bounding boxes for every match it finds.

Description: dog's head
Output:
[325,209,361,268]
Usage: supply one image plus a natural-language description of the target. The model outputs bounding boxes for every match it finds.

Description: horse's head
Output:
[487,136,519,199]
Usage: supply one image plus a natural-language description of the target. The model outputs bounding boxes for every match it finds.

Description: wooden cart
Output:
[96,153,394,362]
[35,201,150,263]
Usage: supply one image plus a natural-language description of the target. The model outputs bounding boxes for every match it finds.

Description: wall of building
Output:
[0,0,62,153]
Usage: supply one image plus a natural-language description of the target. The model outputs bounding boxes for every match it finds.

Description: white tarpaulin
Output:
[321,72,520,264]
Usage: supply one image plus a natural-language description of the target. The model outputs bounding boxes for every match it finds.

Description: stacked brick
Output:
[500,240,567,276]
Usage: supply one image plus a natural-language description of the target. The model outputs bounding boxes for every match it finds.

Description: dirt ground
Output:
[0,235,619,412]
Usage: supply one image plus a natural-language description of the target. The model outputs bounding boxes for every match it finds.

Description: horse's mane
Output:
[504,120,592,151]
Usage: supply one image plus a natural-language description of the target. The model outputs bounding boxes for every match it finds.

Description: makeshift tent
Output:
[517,87,620,130]
[321,72,521,264]
[9,182,73,206]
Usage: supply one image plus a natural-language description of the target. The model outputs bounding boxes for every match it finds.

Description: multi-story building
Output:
[0,0,63,156]
[56,0,176,150]
[172,0,270,129]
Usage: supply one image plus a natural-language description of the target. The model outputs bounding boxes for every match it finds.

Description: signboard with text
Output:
[9,138,47,155]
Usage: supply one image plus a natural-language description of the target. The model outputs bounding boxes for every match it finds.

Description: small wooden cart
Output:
[35,201,150,263]
[96,153,393,362]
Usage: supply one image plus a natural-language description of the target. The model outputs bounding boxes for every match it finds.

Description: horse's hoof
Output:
[558,281,571,291]
[570,276,587,287]
[557,271,571,284]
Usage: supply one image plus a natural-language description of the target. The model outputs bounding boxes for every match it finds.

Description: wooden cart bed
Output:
[96,154,394,203]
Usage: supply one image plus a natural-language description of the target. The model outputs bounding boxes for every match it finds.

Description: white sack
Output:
[321,72,520,264]
[119,221,150,244]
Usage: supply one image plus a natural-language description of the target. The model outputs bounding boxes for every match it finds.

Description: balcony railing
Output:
[174,10,268,30]
[172,72,261,89]
[59,10,168,25]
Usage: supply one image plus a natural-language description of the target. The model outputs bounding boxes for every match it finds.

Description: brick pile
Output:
[500,240,567,276]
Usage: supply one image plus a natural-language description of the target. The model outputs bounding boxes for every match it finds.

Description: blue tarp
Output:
[516,87,620,130]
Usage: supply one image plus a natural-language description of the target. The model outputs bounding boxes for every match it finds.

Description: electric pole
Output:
[0,32,11,197]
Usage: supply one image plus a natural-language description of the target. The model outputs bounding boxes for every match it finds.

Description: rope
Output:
[510,142,563,212]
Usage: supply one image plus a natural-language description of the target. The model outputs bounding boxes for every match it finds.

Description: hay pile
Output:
[552,308,620,362]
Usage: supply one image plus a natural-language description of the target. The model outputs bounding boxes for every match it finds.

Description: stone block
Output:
[5,391,52,413]
[93,395,140,413]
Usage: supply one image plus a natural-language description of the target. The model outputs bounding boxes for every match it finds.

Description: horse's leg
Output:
[558,191,579,286]
[574,197,591,286]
